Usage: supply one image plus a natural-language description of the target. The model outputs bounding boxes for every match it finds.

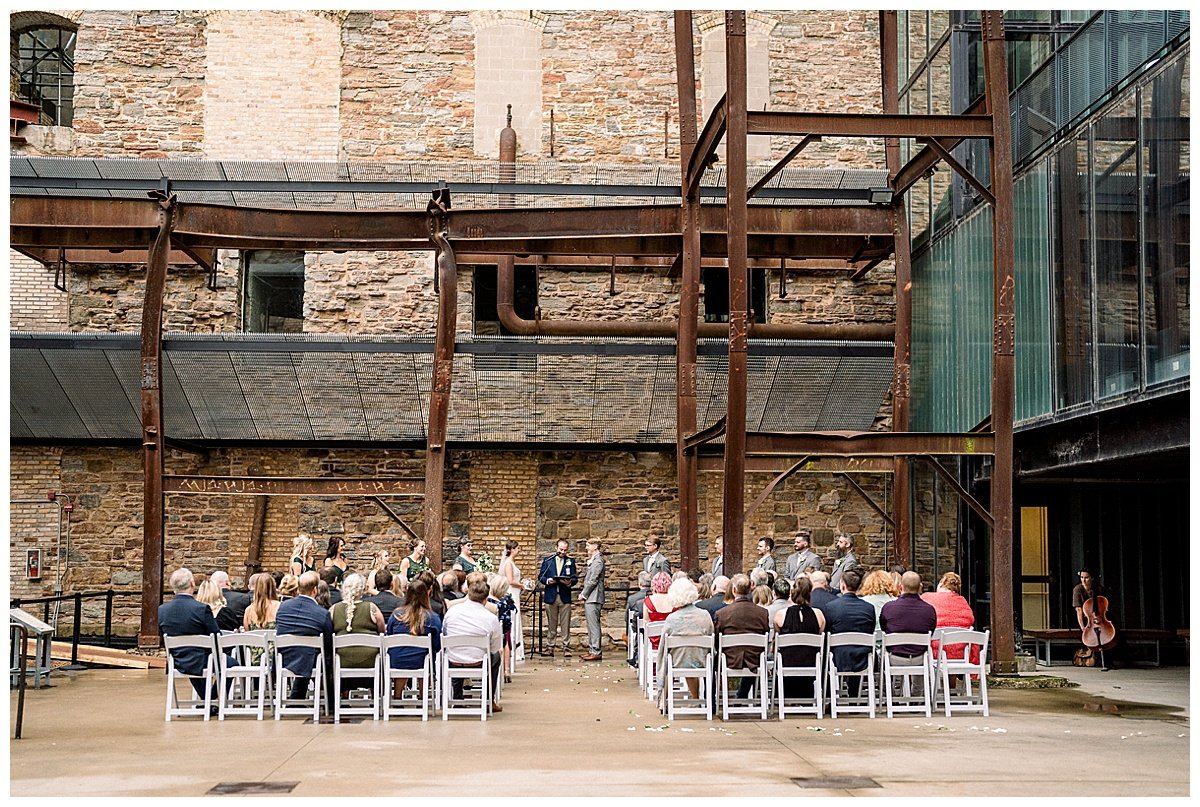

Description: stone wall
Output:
[66,261,239,333]
[71,10,208,158]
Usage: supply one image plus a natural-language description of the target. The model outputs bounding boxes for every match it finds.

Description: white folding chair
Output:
[827,632,877,718]
[938,629,990,717]
[626,611,640,666]
[775,633,825,720]
[661,634,714,720]
[718,633,770,720]
[381,634,435,721]
[164,634,217,722]
[881,632,934,718]
[217,632,272,720]
[440,635,491,721]
[274,634,325,721]
[333,634,382,722]
[640,621,666,700]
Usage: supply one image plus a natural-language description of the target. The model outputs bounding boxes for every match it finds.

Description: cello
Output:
[1081,583,1117,671]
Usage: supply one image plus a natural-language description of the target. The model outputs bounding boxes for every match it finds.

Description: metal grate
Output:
[11,334,892,444]
[207,782,299,795]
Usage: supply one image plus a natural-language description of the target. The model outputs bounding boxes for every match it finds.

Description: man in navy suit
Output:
[538,539,578,656]
[158,567,220,703]
[275,571,334,699]
[820,567,877,697]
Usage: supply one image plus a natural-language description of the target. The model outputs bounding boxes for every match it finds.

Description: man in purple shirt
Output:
[879,571,937,696]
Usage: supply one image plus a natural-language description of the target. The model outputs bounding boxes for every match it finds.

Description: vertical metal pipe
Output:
[982,10,1017,673]
[881,11,913,569]
[138,194,173,648]
[721,11,749,576]
[70,591,81,664]
[674,10,701,571]
[104,589,114,647]
[245,494,267,578]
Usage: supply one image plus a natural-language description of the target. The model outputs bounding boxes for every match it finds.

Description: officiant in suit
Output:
[538,539,578,656]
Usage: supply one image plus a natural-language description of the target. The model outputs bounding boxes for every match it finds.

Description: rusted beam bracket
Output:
[743,457,809,523]
[748,134,822,200]
[839,472,896,530]
[684,416,727,452]
[698,455,896,473]
[369,497,422,543]
[686,94,727,199]
[164,475,425,496]
[892,95,988,196]
[921,458,995,529]
[919,137,996,206]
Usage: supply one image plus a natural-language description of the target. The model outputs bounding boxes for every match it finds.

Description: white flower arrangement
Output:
[474,551,495,573]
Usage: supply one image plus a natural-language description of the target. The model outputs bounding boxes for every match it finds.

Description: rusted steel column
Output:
[423,195,456,573]
[720,11,749,577]
[982,10,1017,673]
[674,10,701,572]
[138,191,176,648]
[245,495,268,579]
[881,11,912,569]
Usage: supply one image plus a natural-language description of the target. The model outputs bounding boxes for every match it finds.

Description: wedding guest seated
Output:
[330,574,385,688]
[773,576,826,700]
[820,568,876,697]
[319,566,343,605]
[275,571,333,700]
[487,575,517,683]
[196,578,241,632]
[642,572,675,651]
[697,575,730,617]
[767,576,793,623]
[418,570,446,618]
[385,578,442,699]
[696,573,714,601]
[859,569,900,630]
[442,574,504,713]
[243,573,281,632]
[278,574,298,602]
[655,577,714,706]
[364,568,403,623]
[440,571,463,602]
[752,584,773,608]
[809,571,836,611]
[921,571,977,662]
[315,581,333,609]
[879,571,938,694]
[714,574,770,699]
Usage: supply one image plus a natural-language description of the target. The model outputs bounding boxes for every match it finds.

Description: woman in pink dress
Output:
[921,571,978,663]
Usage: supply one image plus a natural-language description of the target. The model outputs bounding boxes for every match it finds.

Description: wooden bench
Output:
[1023,628,1175,667]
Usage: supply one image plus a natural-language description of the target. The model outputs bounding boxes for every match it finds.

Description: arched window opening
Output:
[15,26,76,126]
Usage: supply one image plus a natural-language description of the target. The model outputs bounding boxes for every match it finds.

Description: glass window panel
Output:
[1094,94,1141,398]
[898,10,909,87]
[931,161,954,233]
[17,27,76,126]
[244,251,305,333]
[1007,34,1053,91]
[1006,10,1052,24]
[1142,55,1190,383]
[1014,161,1054,421]
[1051,133,1094,408]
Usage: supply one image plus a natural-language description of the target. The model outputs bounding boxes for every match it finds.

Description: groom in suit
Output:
[275,571,334,700]
[538,539,578,656]
[580,540,606,661]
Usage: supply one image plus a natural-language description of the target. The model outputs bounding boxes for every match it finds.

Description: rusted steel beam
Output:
[744,431,995,457]
[699,455,896,473]
[369,496,422,543]
[892,94,988,196]
[423,194,457,574]
[839,472,896,530]
[721,11,750,578]
[138,192,175,649]
[675,9,701,572]
[686,93,727,198]
[921,458,995,529]
[743,457,808,523]
[748,134,822,200]
[11,245,209,267]
[245,494,268,578]
[10,195,161,230]
[458,253,868,273]
[920,137,996,206]
[164,475,425,496]
[882,9,912,568]
[683,415,726,452]
[748,111,993,139]
[982,10,1017,674]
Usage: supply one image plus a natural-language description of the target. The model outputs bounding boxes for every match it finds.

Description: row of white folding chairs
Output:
[644,628,989,721]
[165,632,497,722]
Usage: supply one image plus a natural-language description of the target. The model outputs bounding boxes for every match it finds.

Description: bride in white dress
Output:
[499,539,532,665]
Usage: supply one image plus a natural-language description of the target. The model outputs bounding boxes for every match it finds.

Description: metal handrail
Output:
[12,623,29,739]
[11,589,142,657]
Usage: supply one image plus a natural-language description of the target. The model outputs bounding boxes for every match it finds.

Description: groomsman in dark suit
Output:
[538,539,578,655]
[275,571,334,699]
[158,567,221,705]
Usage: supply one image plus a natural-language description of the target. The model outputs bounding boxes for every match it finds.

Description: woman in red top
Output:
[642,572,675,650]
[921,571,979,664]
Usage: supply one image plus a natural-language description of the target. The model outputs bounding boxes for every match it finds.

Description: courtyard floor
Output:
[8,653,1191,797]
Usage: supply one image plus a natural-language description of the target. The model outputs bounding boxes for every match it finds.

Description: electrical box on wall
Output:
[26,549,42,581]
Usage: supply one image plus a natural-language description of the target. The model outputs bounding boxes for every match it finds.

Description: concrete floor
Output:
[9,655,1191,797]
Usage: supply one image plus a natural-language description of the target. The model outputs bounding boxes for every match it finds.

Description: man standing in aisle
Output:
[538,539,578,656]
[580,540,606,661]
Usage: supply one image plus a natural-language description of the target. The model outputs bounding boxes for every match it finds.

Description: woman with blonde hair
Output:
[290,534,316,577]
[859,569,899,629]
[196,579,240,631]
[278,573,299,601]
[330,573,386,672]
[752,584,773,608]
[488,575,517,683]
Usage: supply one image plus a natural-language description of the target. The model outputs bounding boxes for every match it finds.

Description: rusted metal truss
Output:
[744,431,995,457]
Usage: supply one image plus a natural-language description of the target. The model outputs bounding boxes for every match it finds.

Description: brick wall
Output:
[9,251,69,331]
[203,10,341,160]
[10,447,64,606]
